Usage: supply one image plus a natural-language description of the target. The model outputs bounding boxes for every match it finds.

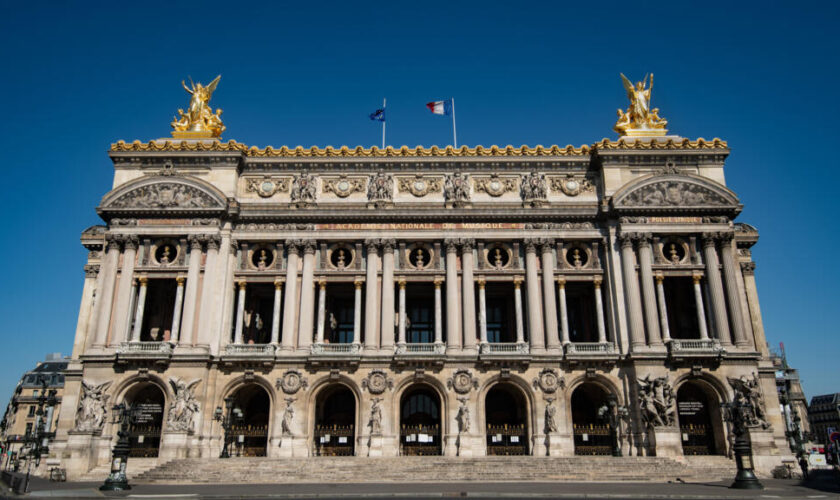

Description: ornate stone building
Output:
[51,78,789,479]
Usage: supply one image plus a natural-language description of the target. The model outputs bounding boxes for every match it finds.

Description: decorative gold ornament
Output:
[171,76,225,139]
[397,175,443,197]
[473,174,517,197]
[614,73,668,137]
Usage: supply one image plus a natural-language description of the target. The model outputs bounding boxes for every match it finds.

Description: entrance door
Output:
[400,387,441,455]
[125,384,164,458]
[314,385,356,456]
[485,384,528,455]
[571,383,612,455]
[677,382,719,455]
[229,385,270,457]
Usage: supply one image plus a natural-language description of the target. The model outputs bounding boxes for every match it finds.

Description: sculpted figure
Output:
[520,171,547,202]
[544,398,558,433]
[613,73,668,136]
[171,75,225,137]
[75,380,112,432]
[367,170,393,202]
[444,172,470,203]
[727,374,770,429]
[369,397,383,435]
[290,173,317,204]
[456,397,471,434]
[281,398,295,436]
[167,377,201,432]
[637,375,675,427]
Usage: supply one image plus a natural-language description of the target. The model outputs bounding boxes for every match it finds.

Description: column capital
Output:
[555,276,566,287]
[122,235,140,251]
[740,261,756,276]
[380,238,397,253]
[236,280,247,291]
[537,238,555,253]
[637,233,653,248]
[137,275,149,286]
[692,273,703,284]
[105,234,123,251]
[364,238,380,253]
[318,277,327,289]
[701,232,725,247]
[354,278,364,289]
[397,277,406,289]
[654,273,664,284]
[274,278,285,289]
[618,232,638,249]
[84,264,100,278]
[523,238,539,253]
[443,238,459,253]
[476,276,486,288]
[176,275,186,286]
[301,239,318,255]
[433,276,444,288]
[513,276,524,288]
[188,234,204,250]
[593,277,602,289]
[205,234,221,251]
[459,238,475,253]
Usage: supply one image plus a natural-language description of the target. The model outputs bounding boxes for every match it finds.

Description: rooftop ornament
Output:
[171,75,225,139]
[614,73,669,138]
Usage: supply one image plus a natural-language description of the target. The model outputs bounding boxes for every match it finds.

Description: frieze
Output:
[397,175,443,197]
[322,175,366,198]
[621,181,730,207]
[109,183,220,209]
[245,176,291,198]
[523,222,595,230]
[237,223,315,231]
[473,174,517,197]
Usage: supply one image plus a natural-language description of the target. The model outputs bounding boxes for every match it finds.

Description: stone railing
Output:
[479,342,530,355]
[224,344,276,356]
[117,341,173,355]
[565,342,616,355]
[310,343,362,355]
[395,343,446,355]
[669,339,723,355]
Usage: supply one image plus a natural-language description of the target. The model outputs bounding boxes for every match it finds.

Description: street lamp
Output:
[214,396,243,458]
[721,398,764,490]
[100,402,137,491]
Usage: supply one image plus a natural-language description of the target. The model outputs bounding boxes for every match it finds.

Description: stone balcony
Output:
[564,342,619,363]
[220,343,276,367]
[478,342,530,365]
[115,341,173,364]
[308,342,362,366]
[668,339,725,360]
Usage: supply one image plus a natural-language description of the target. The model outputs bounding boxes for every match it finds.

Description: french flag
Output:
[426,99,453,116]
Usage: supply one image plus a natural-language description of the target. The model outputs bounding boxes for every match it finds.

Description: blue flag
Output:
[369,108,385,122]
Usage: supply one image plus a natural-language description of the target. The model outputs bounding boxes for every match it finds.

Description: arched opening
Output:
[399,385,441,455]
[313,385,356,456]
[677,381,726,455]
[123,383,165,458]
[228,384,270,457]
[571,383,612,455]
[485,384,528,455]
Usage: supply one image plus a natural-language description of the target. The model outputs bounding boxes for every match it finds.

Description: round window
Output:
[155,242,177,265]
[663,241,686,264]
[566,247,588,268]
[330,246,353,269]
[251,247,274,270]
[487,245,510,269]
[408,246,432,269]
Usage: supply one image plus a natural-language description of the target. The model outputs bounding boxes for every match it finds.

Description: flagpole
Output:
[382,98,387,149]
[451,98,457,148]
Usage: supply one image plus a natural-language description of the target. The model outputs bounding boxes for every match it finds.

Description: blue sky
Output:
[0,1,837,406]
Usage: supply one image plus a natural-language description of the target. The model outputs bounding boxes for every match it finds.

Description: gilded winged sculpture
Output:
[171,75,225,138]
[614,73,668,137]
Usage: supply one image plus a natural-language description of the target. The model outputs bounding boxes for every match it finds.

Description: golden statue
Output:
[171,75,225,138]
[613,73,668,137]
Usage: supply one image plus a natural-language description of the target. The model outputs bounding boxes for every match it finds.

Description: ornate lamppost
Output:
[597,394,625,457]
[100,403,137,491]
[721,399,764,490]
[214,396,243,458]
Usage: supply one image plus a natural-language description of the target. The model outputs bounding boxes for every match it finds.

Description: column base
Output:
[545,433,574,456]
[367,434,383,457]
[650,426,681,457]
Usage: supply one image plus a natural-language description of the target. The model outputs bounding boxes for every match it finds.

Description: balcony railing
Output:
[224,344,276,356]
[565,342,616,355]
[310,343,362,355]
[479,342,530,355]
[669,339,723,353]
[395,343,446,355]
[117,341,173,355]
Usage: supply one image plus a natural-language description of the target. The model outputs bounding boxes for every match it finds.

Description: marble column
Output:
[594,278,607,344]
[353,278,363,346]
[692,274,710,340]
[196,235,220,348]
[179,236,203,346]
[364,240,380,351]
[719,234,750,347]
[281,241,301,351]
[461,240,477,352]
[444,239,462,351]
[702,233,732,347]
[271,280,283,344]
[170,276,186,343]
[654,274,672,344]
[433,276,444,345]
[477,276,488,344]
[130,277,148,342]
[74,266,100,357]
[637,235,662,346]
[619,234,646,349]
[397,278,407,345]
[380,239,396,351]
[316,278,326,344]
[297,241,317,351]
[540,240,561,351]
[93,236,121,347]
[557,277,570,345]
[524,239,545,352]
[513,277,525,344]
[234,281,246,344]
[112,236,138,344]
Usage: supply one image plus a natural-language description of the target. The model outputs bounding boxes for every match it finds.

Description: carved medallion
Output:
[322,176,366,198]
[362,369,393,394]
[474,174,517,197]
[447,369,478,394]
[246,176,291,198]
[533,368,564,394]
[397,175,443,197]
[277,370,308,395]
[549,174,594,197]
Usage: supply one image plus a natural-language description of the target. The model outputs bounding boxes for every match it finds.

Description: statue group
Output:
[613,73,668,137]
[171,75,226,137]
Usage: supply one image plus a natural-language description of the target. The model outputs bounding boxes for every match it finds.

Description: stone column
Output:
[93,236,121,347]
[433,276,444,345]
[702,233,732,347]
[316,278,327,344]
[280,241,300,351]
[170,276,186,343]
[513,277,525,344]
[270,280,283,344]
[130,276,148,342]
[444,239,462,351]
[397,278,407,345]
[353,278,363,345]
[461,240,477,352]
[380,239,396,351]
[619,234,646,349]
[112,236,138,343]
[654,274,672,344]
[364,240,381,351]
[73,266,99,357]
[540,240,561,351]
[692,274,710,340]
[524,239,545,352]
[179,236,203,346]
[477,276,488,344]
[557,277,570,345]
[637,235,662,346]
[297,241,317,351]
[594,278,607,343]
[234,281,246,344]
[196,235,220,349]
[719,234,750,347]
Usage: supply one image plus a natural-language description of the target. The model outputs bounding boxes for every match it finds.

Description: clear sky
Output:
[0,1,837,407]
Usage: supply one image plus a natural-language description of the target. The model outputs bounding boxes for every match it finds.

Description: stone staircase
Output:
[136,455,737,484]
[77,457,162,482]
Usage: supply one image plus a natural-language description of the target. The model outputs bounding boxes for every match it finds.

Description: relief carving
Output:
[637,375,676,427]
[447,369,478,394]
[290,173,318,204]
[549,174,594,197]
[444,172,471,204]
[473,174,517,197]
[74,380,112,432]
[277,370,308,395]
[362,369,393,394]
[520,171,548,203]
[727,373,770,429]
[323,175,366,198]
[246,176,291,198]
[367,170,393,203]
[166,377,201,432]
[109,183,220,209]
[397,175,443,197]
[623,181,730,207]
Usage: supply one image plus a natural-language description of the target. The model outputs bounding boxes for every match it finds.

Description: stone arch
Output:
[673,376,728,456]
[115,379,168,458]
[217,375,275,457]
[394,379,447,456]
[306,376,362,457]
[612,173,741,213]
[565,374,624,406]
[568,378,619,456]
[99,175,227,214]
[479,376,533,455]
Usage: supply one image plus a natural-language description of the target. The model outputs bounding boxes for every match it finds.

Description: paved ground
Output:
[2,471,838,499]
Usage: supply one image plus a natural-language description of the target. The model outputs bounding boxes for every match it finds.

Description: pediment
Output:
[613,174,740,212]
[100,176,227,212]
